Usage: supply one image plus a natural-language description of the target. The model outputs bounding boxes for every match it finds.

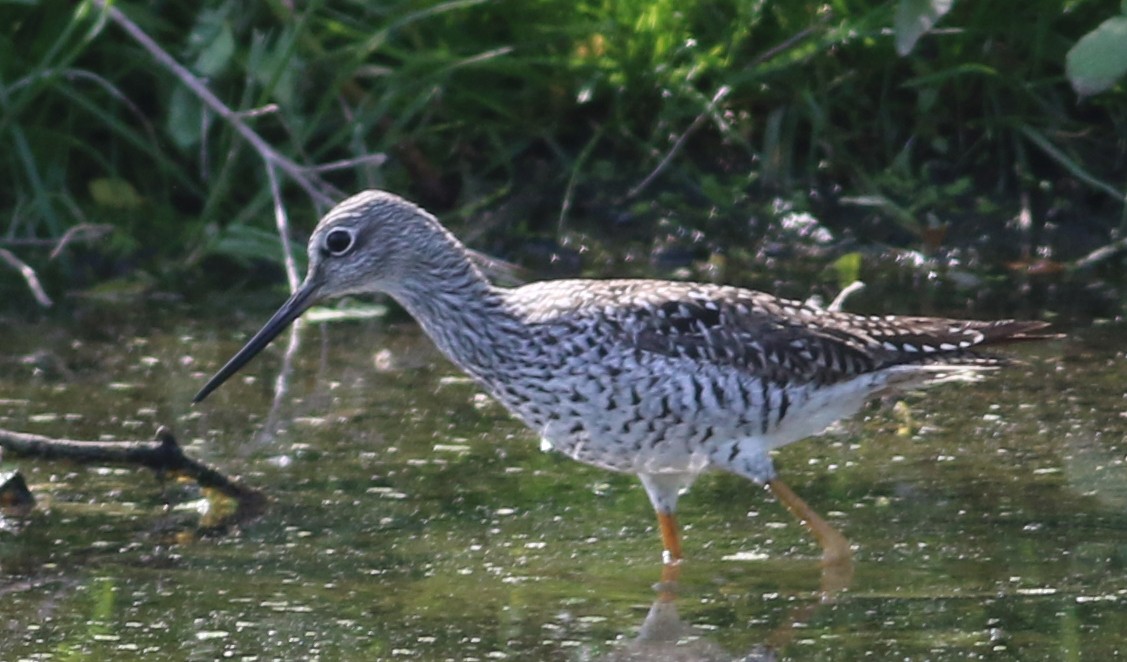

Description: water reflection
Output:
[603,556,850,661]
[604,585,776,661]
[1,306,1125,659]
[255,318,306,446]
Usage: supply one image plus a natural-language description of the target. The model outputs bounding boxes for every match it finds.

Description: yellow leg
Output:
[657,558,682,600]
[656,511,683,565]
[767,478,851,566]
[655,511,682,599]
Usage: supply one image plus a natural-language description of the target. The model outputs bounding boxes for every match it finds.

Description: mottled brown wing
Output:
[625,295,878,385]
[619,287,1049,386]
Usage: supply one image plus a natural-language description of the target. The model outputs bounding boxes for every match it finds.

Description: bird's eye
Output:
[324,228,354,256]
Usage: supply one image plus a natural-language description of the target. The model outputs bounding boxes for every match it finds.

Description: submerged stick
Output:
[0,425,264,514]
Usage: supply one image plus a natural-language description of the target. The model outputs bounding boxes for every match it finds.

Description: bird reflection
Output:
[598,557,852,661]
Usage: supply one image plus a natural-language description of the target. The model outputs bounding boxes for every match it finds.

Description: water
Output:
[0,299,1124,660]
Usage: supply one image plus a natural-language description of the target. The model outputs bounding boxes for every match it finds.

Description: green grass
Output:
[0,0,1124,304]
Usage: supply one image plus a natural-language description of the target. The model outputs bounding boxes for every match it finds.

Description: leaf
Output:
[91,577,117,622]
[207,224,306,268]
[833,252,863,289]
[894,0,955,56]
[165,84,203,149]
[184,7,234,76]
[248,30,300,107]
[305,304,389,324]
[838,195,922,236]
[193,21,235,78]
[1020,126,1124,201]
[88,178,144,209]
[1066,15,1127,97]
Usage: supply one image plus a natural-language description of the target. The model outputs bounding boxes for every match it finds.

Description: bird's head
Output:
[192,190,439,403]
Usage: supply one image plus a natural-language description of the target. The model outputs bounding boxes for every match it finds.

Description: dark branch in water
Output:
[0,425,265,517]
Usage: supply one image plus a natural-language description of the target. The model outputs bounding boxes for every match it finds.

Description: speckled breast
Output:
[478,320,798,475]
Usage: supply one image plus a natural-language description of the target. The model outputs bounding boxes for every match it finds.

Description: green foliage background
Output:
[0,0,1124,302]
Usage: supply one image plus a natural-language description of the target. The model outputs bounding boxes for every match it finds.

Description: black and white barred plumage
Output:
[195,190,1050,551]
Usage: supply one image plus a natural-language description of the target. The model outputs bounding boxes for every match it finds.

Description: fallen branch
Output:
[0,425,265,520]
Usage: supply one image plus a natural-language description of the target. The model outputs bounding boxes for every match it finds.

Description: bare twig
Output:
[11,68,161,155]
[0,248,52,307]
[558,122,607,233]
[748,24,821,68]
[92,0,390,213]
[1021,126,1126,204]
[625,86,731,200]
[307,153,389,174]
[97,0,333,205]
[0,425,265,515]
[48,223,114,260]
[827,281,866,312]
[232,104,281,120]
[266,165,300,292]
[621,22,821,204]
[1,223,112,254]
[1070,235,1127,271]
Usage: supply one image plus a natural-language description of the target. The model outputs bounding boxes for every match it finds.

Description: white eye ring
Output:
[324,228,355,256]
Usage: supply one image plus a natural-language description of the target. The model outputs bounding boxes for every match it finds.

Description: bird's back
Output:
[476,279,1047,475]
[504,278,1045,384]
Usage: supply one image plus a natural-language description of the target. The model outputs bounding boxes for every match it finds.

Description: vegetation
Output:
[0,0,1124,311]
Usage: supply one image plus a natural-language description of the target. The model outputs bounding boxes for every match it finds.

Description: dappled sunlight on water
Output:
[0,303,1124,659]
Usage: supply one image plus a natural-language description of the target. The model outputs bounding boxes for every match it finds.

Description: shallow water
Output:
[0,300,1124,660]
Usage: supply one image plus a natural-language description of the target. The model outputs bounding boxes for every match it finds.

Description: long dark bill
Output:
[192,282,320,403]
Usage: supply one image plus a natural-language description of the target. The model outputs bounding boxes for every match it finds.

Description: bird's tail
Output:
[968,320,1058,346]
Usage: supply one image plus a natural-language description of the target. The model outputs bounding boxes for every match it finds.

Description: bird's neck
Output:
[389,236,520,379]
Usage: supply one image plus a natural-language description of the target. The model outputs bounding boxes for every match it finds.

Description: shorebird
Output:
[194,190,1048,569]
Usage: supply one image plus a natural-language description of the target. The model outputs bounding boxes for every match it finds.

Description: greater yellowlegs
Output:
[194,190,1049,567]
